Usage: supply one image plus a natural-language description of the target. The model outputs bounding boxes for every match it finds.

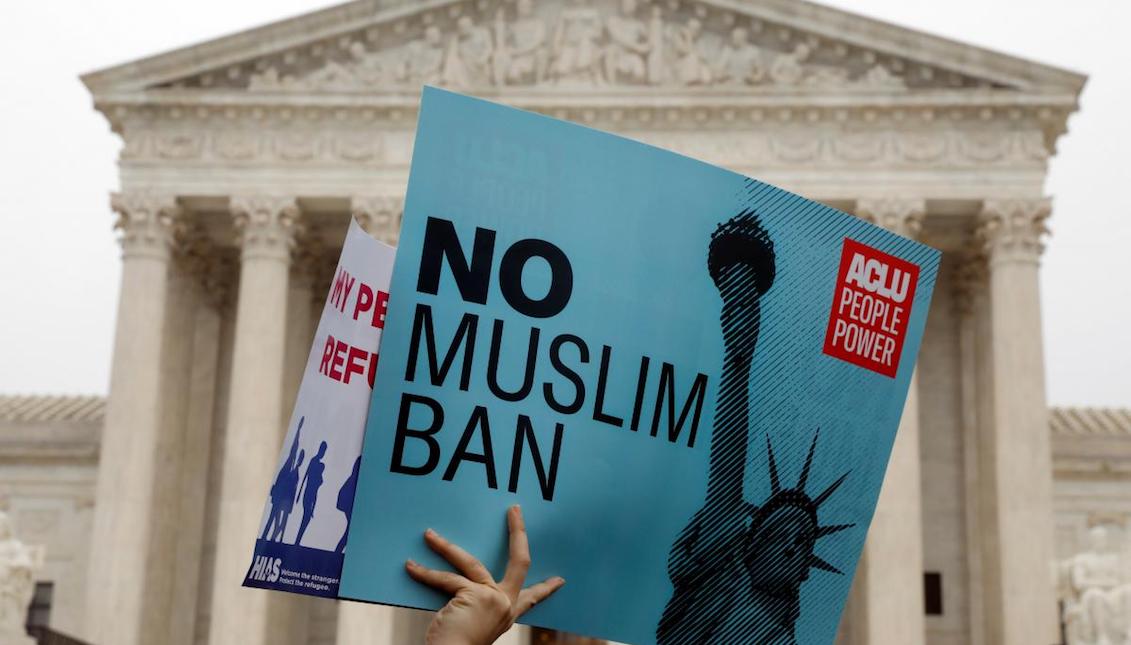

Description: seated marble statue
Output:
[1060,526,1131,645]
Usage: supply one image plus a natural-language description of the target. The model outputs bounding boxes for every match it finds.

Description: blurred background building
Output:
[3,0,1128,644]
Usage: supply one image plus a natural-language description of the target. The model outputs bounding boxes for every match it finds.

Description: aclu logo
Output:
[248,555,282,583]
[822,238,920,378]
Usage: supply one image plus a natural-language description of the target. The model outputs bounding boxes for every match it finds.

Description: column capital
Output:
[953,253,989,317]
[230,195,301,261]
[976,198,1051,264]
[291,232,327,288]
[310,252,340,308]
[855,198,926,239]
[200,252,238,311]
[111,192,182,260]
[171,223,235,310]
[173,223,212,277]
[351,195,403,245]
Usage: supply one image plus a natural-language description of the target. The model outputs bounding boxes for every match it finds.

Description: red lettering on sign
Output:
[317,333,379,389]
[354,284,374,322]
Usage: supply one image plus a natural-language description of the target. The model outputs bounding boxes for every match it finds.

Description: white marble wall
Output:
[0,413,99,638]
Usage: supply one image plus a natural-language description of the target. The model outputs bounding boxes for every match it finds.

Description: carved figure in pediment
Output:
[443,16,494,88]
[442,16,493,87]
[671,18,712,85]
[234,1,916,93]
[249,66,285,90]
[716,27,765,85]
[858,64,904,89]
[769,43,809,85]
[406,25,446,84]
[803,65,850,88]
[493,0,549,85]
[304,54,362,90]
[550,0,604,85]
[603,0,653,84]
[646,6,665,84]
[346,42,404,86]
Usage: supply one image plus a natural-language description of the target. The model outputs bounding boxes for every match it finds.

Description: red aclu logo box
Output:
[823,238,920,378]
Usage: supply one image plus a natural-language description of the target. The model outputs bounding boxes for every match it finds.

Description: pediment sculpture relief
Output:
[244,0,912,92]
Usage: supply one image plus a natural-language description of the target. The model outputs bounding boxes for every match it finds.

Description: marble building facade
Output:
[6,399,1131,645]
[1,0,1102,643]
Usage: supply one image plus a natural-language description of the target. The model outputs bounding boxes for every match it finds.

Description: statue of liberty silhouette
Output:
[262,417,305,542]
[657,210,854,644]
[295,440,328,547]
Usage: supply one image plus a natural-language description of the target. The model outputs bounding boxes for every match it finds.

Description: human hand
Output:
[406,505,565,645]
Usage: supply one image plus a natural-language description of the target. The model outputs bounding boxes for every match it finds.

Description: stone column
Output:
[284,236,324,409]
[167,231,226,645]
[334,197,404,644]
[954,257,989,645]
[335,604,397,645]
[85,192,180,645]
[351,195,403,246]
[849,198,927,645]
[976,198,1059,644]
[141,231,200,645]
[274,235,324,645]
[207,195,300,645]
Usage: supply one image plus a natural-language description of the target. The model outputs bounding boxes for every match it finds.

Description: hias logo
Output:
[249,555,282,583]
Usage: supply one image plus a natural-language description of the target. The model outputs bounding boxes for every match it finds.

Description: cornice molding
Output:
[111,118,1053,170]
[80,0,1085,97]
[94,88,1077,155]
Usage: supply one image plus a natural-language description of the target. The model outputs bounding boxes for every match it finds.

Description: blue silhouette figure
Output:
[272,450,304,542]
[263,417,305,542]
[295,441,328,547]
[335,457,362,553]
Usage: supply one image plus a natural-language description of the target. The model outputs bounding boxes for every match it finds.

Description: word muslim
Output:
[389,217,709,501]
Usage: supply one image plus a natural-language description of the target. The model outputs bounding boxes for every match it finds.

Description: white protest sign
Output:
[244,219,395,597]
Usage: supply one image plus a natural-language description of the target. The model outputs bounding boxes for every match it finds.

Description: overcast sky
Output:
[0,0,1127,406]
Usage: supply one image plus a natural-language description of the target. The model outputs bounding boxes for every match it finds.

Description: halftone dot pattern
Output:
[655,176,938,644]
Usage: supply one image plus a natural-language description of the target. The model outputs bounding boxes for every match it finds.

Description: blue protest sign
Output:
[339,87,938,644]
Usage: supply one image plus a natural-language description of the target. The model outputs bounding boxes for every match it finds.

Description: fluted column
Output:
[85,192,181,645]
[848,198,927,645]
[284,235,324,412]
[335,605,397,645]
[208,195,300,645]
[166,230,226,645]
[351,195,403,246]
[337,196,406,643]
[976,198,1058,644]
[954,257,989,645]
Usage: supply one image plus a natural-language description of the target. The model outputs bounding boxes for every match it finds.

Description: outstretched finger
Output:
[514,576,566,616]
[501,505,531,597]
[423,528,494,585]
[405,560,469,595]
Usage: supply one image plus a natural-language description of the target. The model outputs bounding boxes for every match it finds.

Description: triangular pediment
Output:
[82,0,1085,99]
